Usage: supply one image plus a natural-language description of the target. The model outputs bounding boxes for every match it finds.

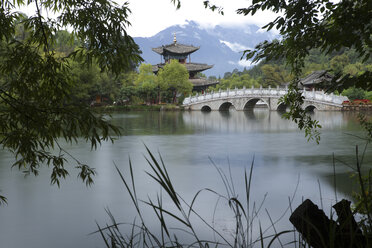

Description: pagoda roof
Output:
[189,78,219,87]
[152,42,200,55]
[301,70,333,86]
[153,63,213,73]
[284,70,334,89]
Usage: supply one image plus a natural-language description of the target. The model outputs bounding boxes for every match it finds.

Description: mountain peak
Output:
[134,21,277,77]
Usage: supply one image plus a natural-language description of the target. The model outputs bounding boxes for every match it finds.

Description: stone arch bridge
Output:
[182,86,348,111]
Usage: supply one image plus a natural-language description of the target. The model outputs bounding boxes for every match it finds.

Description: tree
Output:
[135,64,158,104]
[343,63,366,77]
[118,71,139,104]
[196,72,207,78]
[330,54,350,74]
[0,0,142,204]
[232,68,240,75]
[342,87,366,100]
[209,71,260,91]
[223,71,232,79]
[157,60,192,104]
[235,0,372,142]
[260,64,291,87]
[208,75,217,81]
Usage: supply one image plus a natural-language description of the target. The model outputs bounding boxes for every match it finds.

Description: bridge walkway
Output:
[182,86,348,111]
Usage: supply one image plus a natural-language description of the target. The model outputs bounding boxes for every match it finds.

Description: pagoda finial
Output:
[173,32,177,43]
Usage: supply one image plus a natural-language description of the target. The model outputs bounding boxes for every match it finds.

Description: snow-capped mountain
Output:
[134,20,277,77]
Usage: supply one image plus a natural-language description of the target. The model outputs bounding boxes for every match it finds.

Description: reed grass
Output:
[95,140,372,248]
[93,145,300,248]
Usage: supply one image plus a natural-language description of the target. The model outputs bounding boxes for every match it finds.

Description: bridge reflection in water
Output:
[182,109,350,133]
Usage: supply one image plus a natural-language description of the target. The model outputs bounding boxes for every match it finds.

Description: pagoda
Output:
[152,34,218,91]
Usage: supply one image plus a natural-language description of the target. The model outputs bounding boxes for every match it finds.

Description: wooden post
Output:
[333,199,366,248]
[290,199,366,248]
[290,199,338,248]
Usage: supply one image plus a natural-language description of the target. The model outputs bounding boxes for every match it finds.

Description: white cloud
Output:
[219,40,251,53]
[238,60,253,67]
[227,59,256,68]
[19,0,280,38]
[177,31,186,37]
[256,28,266,34]
[126,0,279,37]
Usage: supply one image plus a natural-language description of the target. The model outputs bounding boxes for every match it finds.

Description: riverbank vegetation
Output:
[209,48,372,102]
[6,14,372,112]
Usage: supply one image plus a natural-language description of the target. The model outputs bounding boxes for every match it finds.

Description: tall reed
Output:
[95,135,372,247]
[94,145,294,247]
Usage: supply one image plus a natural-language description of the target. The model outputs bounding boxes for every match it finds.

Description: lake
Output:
[0,110,370,247]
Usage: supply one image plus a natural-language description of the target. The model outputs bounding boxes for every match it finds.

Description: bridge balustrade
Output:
[183,87,348,107]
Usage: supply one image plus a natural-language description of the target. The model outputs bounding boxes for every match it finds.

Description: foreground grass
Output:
[93,147,318,247]
[95,136,372,247]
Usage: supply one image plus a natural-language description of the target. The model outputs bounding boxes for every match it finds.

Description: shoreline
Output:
[93,104,184,112]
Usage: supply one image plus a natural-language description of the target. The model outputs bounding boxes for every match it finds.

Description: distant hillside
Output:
[134,20,277,77]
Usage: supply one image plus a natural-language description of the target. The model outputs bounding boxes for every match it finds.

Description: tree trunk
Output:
[173,90,177,104]
[289,199,366,248]
[158,89,161,104]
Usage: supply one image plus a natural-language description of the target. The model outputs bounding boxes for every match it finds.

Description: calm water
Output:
[0,110,371,247]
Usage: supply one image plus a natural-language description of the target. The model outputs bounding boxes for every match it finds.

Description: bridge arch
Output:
[219,101,235,111]
[304,104,317,112]
[243,98,269,110]
[277,102,289,112]
[182,87,347,111]
[201,105,212,112]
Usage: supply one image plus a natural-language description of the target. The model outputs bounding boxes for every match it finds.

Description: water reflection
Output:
[182,109,356,133]
[0,110,370,248]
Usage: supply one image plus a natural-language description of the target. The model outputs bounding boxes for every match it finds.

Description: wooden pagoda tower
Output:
[152,34,218,91]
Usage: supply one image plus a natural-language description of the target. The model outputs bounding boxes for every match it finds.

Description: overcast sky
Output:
[19,0,278,37]
[126,0,278,37]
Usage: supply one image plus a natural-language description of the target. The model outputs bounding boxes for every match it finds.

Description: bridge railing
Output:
[183,86,348,105]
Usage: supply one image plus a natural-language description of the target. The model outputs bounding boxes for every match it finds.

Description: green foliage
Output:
[281,83,322,144]
[234,0,372,142]
[196,72,206,78]
[135,64,157,103]
[53,30,79,55]
[330,54,350,74]
[211,73,259,91]
[119,86,137,104]
[208,75,217,81]
[365,91,372,101]
[0,0,143,201]
[216,46,372,96]
[136,64,157,86]
[69,60,100,103]
[240,0,371,71]
[260,64,291,87]
[116,62,194,105]
[342,87,366,100]
[158,60,192,103]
